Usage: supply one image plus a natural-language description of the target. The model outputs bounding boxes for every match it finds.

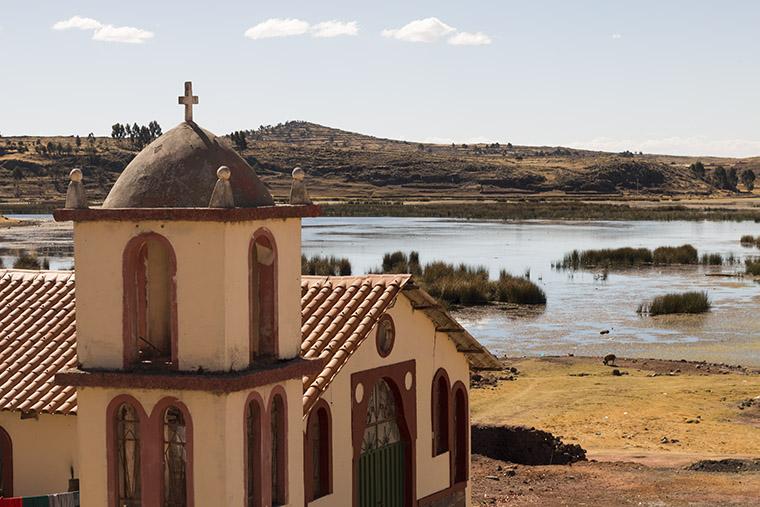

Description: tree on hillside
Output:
[727,167,739,191]
[741,169,756,191]
[75,135,81,148]
[229,131,247,151]
[148,121,162,138]
[690,161,705,179]
[87,133,96,147]
[111,123,126,139]
[713,166,727,189]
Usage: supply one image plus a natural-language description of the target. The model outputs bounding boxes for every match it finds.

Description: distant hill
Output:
[1,121,758,210]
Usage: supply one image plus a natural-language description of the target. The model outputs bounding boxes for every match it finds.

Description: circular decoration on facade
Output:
[375,314,395,358]
[404,371,413,391]
[355,382,364,403]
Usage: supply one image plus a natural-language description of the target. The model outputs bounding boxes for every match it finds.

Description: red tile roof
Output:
[0,270,77,415]
[0,271,497,417]
[300,275,500,414]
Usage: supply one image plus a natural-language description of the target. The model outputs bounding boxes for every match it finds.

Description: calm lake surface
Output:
[4,215,760,366]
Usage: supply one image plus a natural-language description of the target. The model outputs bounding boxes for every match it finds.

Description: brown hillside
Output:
[0,121,757,209]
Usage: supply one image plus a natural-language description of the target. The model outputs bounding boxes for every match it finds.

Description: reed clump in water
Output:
[301,254,352,276]
[638,291,711,316]
[12,251,48,270]
[700,253,724,265]
[746,258,760,276]
[652,245,698,265]
[376,251,546,306]
[740,235,760,248]
[555,244,700,269]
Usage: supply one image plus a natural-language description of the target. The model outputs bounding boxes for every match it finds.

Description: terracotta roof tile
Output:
[300,275,411,414]
[0,270,77,415]
[0,270,497,417]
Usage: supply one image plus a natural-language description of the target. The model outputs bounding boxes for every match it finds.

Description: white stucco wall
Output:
[74,217,303,372]
[306,293,472,507]
[0,411,79,497]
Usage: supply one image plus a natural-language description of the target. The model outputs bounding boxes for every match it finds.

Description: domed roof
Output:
[103,122,273,208]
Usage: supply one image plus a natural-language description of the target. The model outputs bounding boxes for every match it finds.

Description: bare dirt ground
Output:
[470,356,760,505]
[471,455,760,506]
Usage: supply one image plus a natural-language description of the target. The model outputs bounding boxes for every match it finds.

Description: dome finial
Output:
[209,166,235,208]
[290,166,312,205]
[178,81,199,123]
[65,168,88,209]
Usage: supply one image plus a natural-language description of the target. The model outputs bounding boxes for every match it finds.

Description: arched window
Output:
[245,396,263,507]
[270,392,287,506]
[124,233,177,369]
[431,369,450,457]
[452,384,469,484]
[163,406,188,507]
[250,230,277,361]
[116,404,141,506]
[305,401,331,501]
[0,425,12,498]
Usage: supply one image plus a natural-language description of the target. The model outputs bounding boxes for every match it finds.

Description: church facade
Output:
[0,84,498,506]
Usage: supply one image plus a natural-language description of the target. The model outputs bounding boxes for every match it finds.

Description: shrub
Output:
[638,291,710,315]
[381,251,422,275]
[740,235,760,248]
[652,244,698,265]
[301,254,352,276]
[13,251,41,270]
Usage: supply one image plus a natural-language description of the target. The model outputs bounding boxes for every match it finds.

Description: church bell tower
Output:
[55,82,322,506]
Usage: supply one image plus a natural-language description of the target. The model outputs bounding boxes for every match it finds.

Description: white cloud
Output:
[382,17,455,43]
[244,18,310,39]
[93,25,154,44]
[53,15,153,43]
[612,33,622,40]
[570,136,760,158]
[52,15,103,31]
[448,31,492,46]
[311,20,358,38]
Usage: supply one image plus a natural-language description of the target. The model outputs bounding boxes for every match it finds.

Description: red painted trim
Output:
[268,386,289,506]
[54,205,322,223]
[431,368,451,460]
[243,391,266,507]
[451,381,469,484]
[122,232,178,370]
[149,397,195,507]
[350,360,417,507]
[249,228,279,361]
[105,395,149,507]
[55,357,325,392]
[304,399,332,503]
[0,425,13,497]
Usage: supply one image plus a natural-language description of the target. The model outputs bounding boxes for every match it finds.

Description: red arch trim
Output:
[267,386,288,505]
[105,395,149,507]
[122,232,179,369]
[244,391,266,507]
[431,368,451,458]
[0,425,13,497]
[304,398,333,501]
[249,228,279,361]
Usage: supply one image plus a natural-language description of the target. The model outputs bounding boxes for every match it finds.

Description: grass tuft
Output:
[638,291,711,315]
[301,254,352,276]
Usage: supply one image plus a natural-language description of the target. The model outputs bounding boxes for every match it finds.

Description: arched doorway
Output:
[0,425,12,497]
[358,379,409,507]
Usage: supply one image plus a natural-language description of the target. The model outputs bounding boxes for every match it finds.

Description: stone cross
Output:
[178,81,199,122]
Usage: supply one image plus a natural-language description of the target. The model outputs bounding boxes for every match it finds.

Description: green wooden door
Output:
[358,441,406,507]
[358,379,408,507]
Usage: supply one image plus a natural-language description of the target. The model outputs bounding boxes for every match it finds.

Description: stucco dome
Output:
[103,122,273,208]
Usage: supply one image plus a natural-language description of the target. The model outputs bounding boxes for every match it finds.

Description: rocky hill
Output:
[1,121,757,210]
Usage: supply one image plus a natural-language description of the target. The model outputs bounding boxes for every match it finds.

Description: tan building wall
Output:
[306,294,472,507]
[0,412,78,497]
[73,218,302,372]
[76,378,304,506]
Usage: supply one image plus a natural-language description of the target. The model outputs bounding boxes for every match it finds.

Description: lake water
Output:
[4,215,760,366]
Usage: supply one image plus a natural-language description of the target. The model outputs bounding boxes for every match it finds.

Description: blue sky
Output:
[2,1,760,156]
